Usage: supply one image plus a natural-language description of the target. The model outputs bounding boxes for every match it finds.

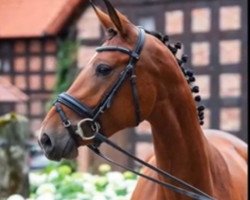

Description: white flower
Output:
[47,170,59,181]
[83,182,96,195]
[103,187,116,198]
[7,194,25,200]
[82,173,94,182]
[36,183,56,195]
[115,196,130,200]
[125,179,137,193]
[92,193,107,200]
[29,172,47,187]
[76,193,92,200]
[36,192,55,200]
[106,172,124,186]
[71,172,85,181]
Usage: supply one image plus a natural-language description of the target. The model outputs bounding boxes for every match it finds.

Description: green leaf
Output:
[95,177,108,191]
[58,165,72,175]
[123,171,137,180]
[98,164,111,175]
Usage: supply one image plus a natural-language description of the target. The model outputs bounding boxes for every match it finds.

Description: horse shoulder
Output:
[131,155,159,200]
[204,129,248,200]
[204,129,247,163]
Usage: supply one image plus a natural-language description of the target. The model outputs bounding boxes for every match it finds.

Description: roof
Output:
[0,0,85,39]
[0,78,28,102]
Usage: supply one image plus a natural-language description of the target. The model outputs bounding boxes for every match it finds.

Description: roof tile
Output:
[0,0,83,38]
[0,77,28,102]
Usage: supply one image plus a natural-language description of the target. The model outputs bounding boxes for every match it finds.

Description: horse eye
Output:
[96,64,112,76]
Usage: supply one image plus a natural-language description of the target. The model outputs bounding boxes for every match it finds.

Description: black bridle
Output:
[53,27,215,200]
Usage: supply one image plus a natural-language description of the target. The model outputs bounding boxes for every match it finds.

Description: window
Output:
[0,58,11,73]
[138,16,156,31]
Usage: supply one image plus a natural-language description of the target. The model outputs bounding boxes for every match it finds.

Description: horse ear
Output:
[89,0,113,30]
[102,0,129,37]
[102,0,123,34]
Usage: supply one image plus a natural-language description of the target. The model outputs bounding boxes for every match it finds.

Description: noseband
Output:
[53,27,214,200]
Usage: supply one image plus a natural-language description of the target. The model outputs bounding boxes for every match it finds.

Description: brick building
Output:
[0,0,87,132]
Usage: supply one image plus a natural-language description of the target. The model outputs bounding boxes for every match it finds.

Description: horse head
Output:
[38,2,248,199]
[38,0,188,161]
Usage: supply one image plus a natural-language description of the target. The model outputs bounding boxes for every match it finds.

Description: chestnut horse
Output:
[39,1,247,199]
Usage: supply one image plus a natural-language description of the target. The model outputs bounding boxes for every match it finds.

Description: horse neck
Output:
[147,70,214,197]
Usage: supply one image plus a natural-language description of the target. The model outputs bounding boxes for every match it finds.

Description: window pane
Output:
[30,40,41,53]
[29,75,41,90]
[0,59,11,73]
[14,57,26,72]
[44,75,55,91]
[220,73,241,97]
[219,40,241,65]
[220,108,241,131]
[77,7,101,39]
[30,56,41,72]
[14,41,26,54]
[45,40,57,53]
[15,103,28,115]
[195,75,210,99]
[44,56,56,72]
[14,75,27,90]
[192,42,210,67]
[220,6,241,31]
[191,8,211,33]
[139,16,156,31]
[165,10,184,35]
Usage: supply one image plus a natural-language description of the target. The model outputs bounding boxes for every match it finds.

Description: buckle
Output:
[76,118,100,140]
[63,120,72,128]
[131,52,139,60]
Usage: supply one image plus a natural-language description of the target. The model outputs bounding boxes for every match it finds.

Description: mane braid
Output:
[144,29,205,125]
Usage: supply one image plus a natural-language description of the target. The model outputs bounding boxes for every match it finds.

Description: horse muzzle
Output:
[38,130,78,161]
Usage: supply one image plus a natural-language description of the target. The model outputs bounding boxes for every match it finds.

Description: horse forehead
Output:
[106,33,137,49]
[95,52,129,65]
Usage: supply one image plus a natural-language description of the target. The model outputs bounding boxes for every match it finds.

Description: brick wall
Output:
[0,38,57,135]
[77,7,101,68]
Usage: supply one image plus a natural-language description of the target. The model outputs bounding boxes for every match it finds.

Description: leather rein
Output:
[53,27,215,200]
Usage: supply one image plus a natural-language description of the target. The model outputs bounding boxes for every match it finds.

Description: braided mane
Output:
[144,29,205,125]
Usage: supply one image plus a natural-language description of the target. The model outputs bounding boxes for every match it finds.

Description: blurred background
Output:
[0,0,248,199]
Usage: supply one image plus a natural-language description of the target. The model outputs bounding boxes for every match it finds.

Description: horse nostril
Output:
[40,133,52,148]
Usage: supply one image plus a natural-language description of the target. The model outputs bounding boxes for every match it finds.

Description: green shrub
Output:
[7,162,138,200]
